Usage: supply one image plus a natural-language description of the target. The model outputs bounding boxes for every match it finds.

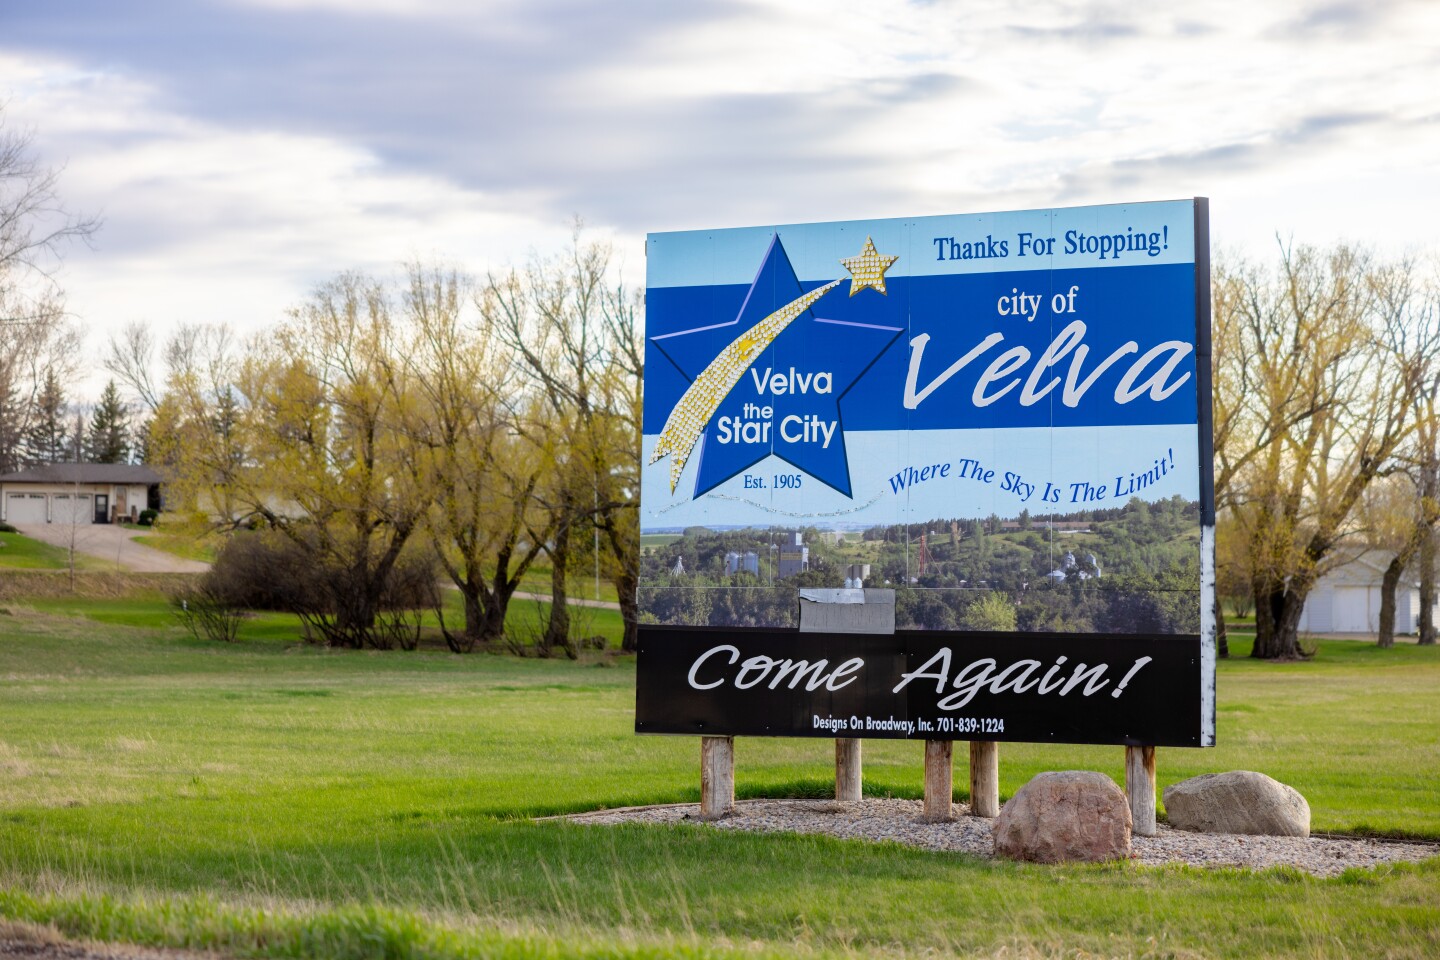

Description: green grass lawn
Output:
[512,564,621,605]
[0,531,103,571]
[20,591,628,649]
[18,585,625,648]
[131,528,221,563]
[0,603,1436,959]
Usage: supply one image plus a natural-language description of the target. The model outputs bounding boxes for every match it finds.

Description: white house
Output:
[0,463,161,526]
[1046,551,1101,581]
[1297,552,1434,634]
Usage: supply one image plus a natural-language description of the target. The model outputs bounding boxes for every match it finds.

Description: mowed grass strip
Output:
[20,590,628,648]
[2,855,1436,960]
[0,531,102,571]
[130,528,221,564]
[0,891,772,960]
[0,603,1437,958]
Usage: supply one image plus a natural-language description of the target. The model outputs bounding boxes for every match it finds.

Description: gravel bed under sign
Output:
[563,798,1440,877]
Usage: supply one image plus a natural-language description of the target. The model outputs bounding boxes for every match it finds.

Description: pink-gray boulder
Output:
[1162,771,1310,837]
[992,771,1132,864]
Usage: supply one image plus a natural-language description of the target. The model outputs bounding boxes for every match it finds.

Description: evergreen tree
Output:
[86,380,131,463]
[25,370,69,465]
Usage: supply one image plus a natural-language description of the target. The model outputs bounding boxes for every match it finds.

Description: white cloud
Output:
[2,52,580,396]
[4,0,1440,400]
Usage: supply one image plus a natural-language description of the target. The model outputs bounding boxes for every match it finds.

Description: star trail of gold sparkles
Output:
[651,238,900,493]
[650,279,841,491]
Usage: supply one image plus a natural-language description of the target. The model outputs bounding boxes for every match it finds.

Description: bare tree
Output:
[103,322,164,415]
[596,281,644,651]
[1,116,100,323]
[0,112,92,471]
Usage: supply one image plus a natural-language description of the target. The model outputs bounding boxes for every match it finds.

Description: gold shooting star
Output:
[651,239,899,492]
[650,279,842,492]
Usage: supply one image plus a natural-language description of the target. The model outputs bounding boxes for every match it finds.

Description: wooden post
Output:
[700,736,735,820]
[968,740,1000,818]
[922,739,953,822]
[835,738,862,801]
[1125,745,1156,837]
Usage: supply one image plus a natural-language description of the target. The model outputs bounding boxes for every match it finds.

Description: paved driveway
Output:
[13,522,210,574]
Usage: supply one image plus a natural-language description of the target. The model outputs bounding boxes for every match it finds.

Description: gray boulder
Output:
[992,771,1131,863]
[1163,771,1309,837]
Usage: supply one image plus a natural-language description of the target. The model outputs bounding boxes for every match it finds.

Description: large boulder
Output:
[1163,771,1309,837]
[992,771,1131,863]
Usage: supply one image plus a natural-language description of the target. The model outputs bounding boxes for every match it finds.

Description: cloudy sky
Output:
[2,0,1438,396]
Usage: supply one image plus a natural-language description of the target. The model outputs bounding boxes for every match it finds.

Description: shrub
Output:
[137,509,158,527]
[202,528,439,649]
[0,522,16,533]
[169,582,243,643]
[959,591,1018,631]
[203,530,311,611]
[1298,633,1320,659]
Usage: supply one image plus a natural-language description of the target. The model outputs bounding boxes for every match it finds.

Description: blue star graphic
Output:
[651,235,903,498]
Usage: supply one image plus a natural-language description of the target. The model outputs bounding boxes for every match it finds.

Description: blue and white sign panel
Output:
[638,200,1215,747]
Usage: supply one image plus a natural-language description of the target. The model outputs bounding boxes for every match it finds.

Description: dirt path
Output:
[0,922,208,960]
[12,523,209,574]
[0,937,181,959]
[511,590,620,610]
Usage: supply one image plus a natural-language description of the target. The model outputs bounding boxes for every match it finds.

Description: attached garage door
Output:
[51,494,94,525]
[5,493,48,525]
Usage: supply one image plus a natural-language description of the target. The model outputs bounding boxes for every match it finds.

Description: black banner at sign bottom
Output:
[636,627,1205,747]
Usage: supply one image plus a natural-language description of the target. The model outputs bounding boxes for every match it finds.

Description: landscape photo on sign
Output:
[640,202,1209,635]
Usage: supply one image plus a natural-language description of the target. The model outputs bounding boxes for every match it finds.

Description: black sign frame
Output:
[636,626,1204,747]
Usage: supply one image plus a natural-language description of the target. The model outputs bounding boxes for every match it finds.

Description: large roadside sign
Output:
[637,200,1215,747]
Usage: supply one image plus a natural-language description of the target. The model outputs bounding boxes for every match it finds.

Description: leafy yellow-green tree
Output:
[231,273,428,647]
[130,323,249,526]
[484,234,643,651]
[120,242,645,655]
[1360,266,1440,647]
[398,263,551,650]
[1214,244,1437,659]
[1360,471,1439,647]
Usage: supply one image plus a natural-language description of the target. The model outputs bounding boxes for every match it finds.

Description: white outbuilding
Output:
[1297,552,1434,634]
